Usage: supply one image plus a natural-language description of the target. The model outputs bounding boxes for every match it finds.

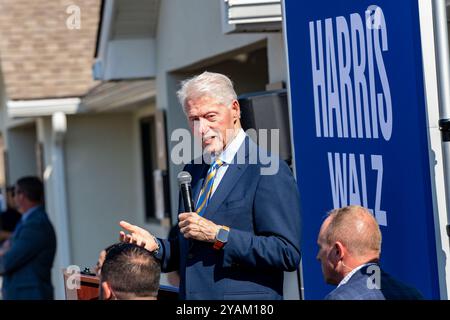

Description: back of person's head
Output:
[95,243,116,277]
[100,242,161,300]
[176,71,237,112]
[325,205,382,259]
[15,176,44,204]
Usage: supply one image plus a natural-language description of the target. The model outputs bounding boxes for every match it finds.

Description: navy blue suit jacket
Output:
[325,264,424,300]
[159,137,302,300]
[0,206,56,300]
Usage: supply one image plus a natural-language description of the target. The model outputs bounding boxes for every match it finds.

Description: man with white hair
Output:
[119,71,301,300]
[317,205,423,300]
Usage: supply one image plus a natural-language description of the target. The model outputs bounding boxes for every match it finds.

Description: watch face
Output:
[217,228,229,242]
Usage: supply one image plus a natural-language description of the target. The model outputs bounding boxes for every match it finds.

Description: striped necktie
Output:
[196,159,223,217]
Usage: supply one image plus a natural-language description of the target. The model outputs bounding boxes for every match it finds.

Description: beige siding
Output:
[0,0,100,99]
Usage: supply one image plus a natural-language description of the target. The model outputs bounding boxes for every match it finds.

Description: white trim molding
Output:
[93,0,158,80]
[7,98,81,118]
[221,0,282,33]
[81,79,156,113]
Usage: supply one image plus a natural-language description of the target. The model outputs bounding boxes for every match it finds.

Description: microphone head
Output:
[177,171,192,185]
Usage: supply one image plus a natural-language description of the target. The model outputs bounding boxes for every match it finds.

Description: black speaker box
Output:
[238,89,292,163]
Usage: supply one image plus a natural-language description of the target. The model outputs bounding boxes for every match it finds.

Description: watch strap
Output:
[213,226,230,250]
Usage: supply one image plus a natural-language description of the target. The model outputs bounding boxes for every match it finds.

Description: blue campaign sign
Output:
[284,0,440,299]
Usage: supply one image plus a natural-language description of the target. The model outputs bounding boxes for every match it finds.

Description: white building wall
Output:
[267,34,288,83]
[6,125,37,183]
[39,108,156,299]
[28,101,161,296]
[62,113,139,269]
[38,116,65,299]
[103,39,157,80]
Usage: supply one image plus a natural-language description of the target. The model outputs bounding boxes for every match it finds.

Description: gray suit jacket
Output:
[0,206,56,300]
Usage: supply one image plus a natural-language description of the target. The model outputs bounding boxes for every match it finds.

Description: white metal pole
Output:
[433,0,450,238]
[51,112,71,299]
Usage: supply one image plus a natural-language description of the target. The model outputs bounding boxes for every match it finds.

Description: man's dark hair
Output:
[16,176,44,203]
[101,243,161,299]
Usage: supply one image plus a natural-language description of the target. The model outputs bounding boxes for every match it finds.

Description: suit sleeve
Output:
[0,221,49,275]
[221,161,302,271]
[159,238,180,273]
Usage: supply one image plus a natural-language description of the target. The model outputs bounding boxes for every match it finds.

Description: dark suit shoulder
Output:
[20,208,56,240]
[379,271,424,300]
[26,208,52,224]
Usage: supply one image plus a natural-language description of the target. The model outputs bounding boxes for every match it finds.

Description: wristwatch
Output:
[213,226,230,250]
[151,235,161,258]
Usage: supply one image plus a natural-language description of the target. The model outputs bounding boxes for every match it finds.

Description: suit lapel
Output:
[203,137,253,220]
[191,163,210,207]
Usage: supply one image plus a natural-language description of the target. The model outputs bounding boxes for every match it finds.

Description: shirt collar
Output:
[211,128,246,165]
[21,205,41,223]
[337,262,377,288]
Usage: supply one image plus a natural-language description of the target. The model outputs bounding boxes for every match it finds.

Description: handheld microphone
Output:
[177,171,195,212]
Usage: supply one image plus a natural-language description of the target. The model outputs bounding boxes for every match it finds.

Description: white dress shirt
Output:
[337,262,377,288]
[210,128,246,196]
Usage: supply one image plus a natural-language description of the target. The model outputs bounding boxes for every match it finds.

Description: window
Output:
[140,113,171,223]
